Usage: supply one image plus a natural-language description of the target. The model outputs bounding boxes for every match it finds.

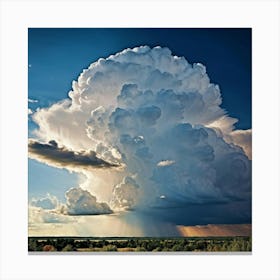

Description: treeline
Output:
[28,236,251,252]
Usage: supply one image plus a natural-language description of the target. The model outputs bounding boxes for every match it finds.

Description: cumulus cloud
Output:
[29,189,112,222]
[65,187,113,215]
[110,176,140,210]
[29,46,251,223]
[226,129,252,160]
[28,139,120,171]
[28,108,33,115]
[150,124,251,206]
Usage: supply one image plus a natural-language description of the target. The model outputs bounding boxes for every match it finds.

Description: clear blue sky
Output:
[28,28,251,206]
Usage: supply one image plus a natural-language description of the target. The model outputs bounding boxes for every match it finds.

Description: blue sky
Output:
[28,28,252,233]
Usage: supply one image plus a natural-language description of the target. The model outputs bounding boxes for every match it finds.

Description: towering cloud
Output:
[30,46,251,222]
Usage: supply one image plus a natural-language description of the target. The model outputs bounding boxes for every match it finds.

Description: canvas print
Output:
[28,28,252,252]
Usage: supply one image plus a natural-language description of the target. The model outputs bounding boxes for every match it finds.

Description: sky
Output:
[28,28,252,237]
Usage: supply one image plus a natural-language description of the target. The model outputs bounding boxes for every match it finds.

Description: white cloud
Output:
[29,189,112,227]
[65,187,113,215]
[157,160,175,167]
[28,98,38,103]
[29,194,73,224]
[110,176,140,210]
[28,108,33,115]
[29,46,251,218]
[207,115,238,135]
[30,193,58,210]
[226,129,252,160]
[28,206,73,224]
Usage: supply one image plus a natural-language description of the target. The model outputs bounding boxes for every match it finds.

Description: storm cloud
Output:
[29,46,251,224]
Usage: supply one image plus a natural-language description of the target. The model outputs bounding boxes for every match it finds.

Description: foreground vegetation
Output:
[28,236,251,252]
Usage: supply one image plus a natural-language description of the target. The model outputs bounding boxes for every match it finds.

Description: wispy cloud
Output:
[30,194,58,210]
[157,160,175,167]
[28,98,38,103]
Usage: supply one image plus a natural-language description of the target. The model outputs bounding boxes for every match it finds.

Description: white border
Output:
[1,0,279,280]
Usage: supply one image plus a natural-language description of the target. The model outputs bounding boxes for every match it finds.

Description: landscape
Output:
[28,28,252,252]
[28,236,251,252]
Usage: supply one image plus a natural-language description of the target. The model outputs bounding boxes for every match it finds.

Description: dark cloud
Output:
[147,199,251,226]
[28,139,119,170]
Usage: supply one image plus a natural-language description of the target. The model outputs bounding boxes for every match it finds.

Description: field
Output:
[28,236,251,252]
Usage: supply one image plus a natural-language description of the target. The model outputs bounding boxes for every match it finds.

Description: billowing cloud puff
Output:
[65,187,113,215]
[226,129,252,160]
[31,46,231,151]
[110,176,140,210]
[150,124,251,206]
[30,46,251,222]
[29,189,112,222]
[28,139,120,171]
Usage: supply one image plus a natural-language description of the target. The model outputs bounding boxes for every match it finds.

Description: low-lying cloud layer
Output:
[29,46,251,224]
